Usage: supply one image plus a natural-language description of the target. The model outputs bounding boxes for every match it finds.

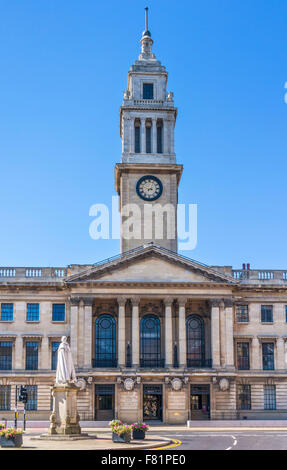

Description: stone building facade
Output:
[0,24,287,423]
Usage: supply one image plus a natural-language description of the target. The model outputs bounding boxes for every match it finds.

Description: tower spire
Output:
[145,7,148,33]
[140,7,155,60]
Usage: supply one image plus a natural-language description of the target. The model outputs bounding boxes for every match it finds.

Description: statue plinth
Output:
[49,383,81,436]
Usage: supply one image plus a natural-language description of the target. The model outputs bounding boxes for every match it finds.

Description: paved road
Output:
[153,431,287,450]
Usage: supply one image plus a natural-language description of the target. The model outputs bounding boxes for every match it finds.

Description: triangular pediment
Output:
[65,244,236,285]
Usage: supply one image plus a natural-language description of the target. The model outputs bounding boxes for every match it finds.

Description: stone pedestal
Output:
[49,384,81,435]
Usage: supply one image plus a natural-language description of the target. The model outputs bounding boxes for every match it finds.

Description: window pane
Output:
[51,342,60,370]
[262,343,274,370]
[143,83,154,99]
[236,305,249,322]
[238,385,251,410]
[26,342,39,370]
[261,305,273,322]
[52,304,65,322]
[237,342,250,370]
[26,385,37,411]
[1,304,13,321]
[157,124,163,153]
[0,342,12,370]
[0,385,11,410]
[146,126,151,153]
[27,304,39,322]
[264,385,276,410]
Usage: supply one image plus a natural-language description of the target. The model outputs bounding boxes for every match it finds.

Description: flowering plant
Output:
[131,422,149,432]
[0,428,23,439]
[112,424,132,436]
[109,419,123,430]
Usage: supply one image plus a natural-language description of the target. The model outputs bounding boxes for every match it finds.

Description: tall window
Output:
[134,119,141,153]
[146,120,152,153]
[186,315,205,367]
[0,385,11,411]
[261,305,273,323]
[94,314,117,367]
[237,342,250,370]
[236,305,249,323]
[51,342,60,370]
[262,343,274,370]
[27,304,39,322]
[26,385,37,411]
[25,342,39,370]
[1,304,13,321]
[264,385,276,410]
[238,385,251,410]
[143,83,154,99]
[157,120,163,153]
[285,306,287,322]
[140,315,162,367]
[52,304,65,322]
[0,342,12,370]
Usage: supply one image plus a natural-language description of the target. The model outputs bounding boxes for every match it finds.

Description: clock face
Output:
[136,175,163,201]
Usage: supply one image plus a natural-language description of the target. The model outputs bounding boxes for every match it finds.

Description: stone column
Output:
[14,336,23,369]
[118,297,127,368]
[178,298,187,368]
[70,298,80,368]
[251,336,260,370]
[140,118,145,154]
[152,118,157,153]
[131,117,135,153]
[225,299,234,368]
[277,337,285,370]
[131,296,140,368]
[163,120,168,154]
[83,298,93,369]
[211,300,220,368]
[164,297,173,368]
[219,300,226,367]
[170,118,175,154]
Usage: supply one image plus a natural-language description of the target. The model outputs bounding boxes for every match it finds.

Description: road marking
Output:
[226,435,237,451]
[149,439,182,450]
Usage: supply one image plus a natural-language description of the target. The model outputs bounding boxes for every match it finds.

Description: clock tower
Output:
[115,10,182,253]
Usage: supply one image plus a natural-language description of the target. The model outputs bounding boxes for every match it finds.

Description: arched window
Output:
[145,119,152,153]
[94,314,116,368]
[140,315,162,368]
[186,315,205,367]
[157,120,163,153]
[134,119,141,153]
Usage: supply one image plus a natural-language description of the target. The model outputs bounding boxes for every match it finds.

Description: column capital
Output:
[130,296,140,307]
[117,297,128,307]
[178,297,188,308]
[81,297,94,307]
[224,298,234,308]
[210,298,221,308]
[163,297,174,307]
[70,297,81,306]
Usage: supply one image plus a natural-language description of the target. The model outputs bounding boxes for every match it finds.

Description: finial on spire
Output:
[145,7,148,32]
[142,6,151,38]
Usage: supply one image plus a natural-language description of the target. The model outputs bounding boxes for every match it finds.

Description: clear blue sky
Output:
[0,0,286,269]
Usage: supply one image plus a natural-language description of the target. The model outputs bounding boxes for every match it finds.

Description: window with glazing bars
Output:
[1,304,13,321]
[261,305,273,323]
[236,305,249,323]
[262,343,274,370]
[143,83,154,99]
[0,385,11,410]
[52,304,65,322]
[0,342,12,370]
[51,342,60,370]
[26,385,37,411]
[25,342,39,370]
[264,385,276,410]
[238,384,251,410]
[27,304,39,322]
[237,342,250,370]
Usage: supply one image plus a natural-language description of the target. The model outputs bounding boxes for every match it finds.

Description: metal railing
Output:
[186,358,212,368]
[140,357,165,368]
[92,357,117,368]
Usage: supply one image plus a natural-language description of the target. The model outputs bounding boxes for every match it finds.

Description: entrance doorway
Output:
[95,384,115,420]
[190,384,210,420]
[143,385,163,421]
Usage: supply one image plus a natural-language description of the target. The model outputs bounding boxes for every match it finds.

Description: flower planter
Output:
[132,429,145,440]
[112,432,131,443]
[0,434,23,448]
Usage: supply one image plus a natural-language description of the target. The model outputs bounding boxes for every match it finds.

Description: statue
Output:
[56,336,77,385]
